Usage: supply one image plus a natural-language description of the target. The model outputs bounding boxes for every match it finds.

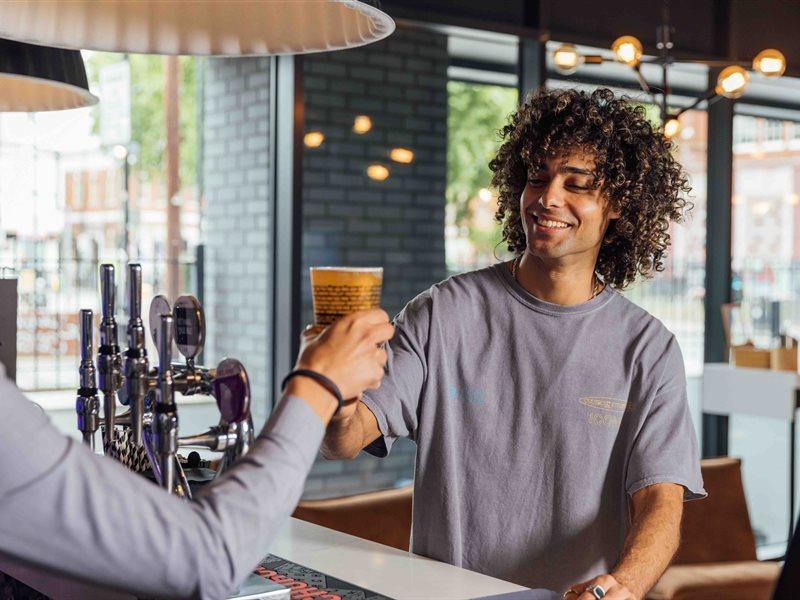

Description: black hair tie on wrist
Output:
[281,369,344,414]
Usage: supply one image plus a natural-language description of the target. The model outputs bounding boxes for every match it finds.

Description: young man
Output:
[321,88,706,600]
[0,309,392,599]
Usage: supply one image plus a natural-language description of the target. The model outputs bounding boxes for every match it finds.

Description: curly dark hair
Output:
[489,87,693,290]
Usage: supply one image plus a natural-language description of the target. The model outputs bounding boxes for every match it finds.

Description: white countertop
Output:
[268,517,528,599]
[1,517,528,600]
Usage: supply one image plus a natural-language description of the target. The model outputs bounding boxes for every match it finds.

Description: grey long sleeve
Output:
[0,369,324,600]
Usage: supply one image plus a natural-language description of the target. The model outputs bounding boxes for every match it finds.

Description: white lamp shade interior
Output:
[0,0,395,56]
[0,73,97,111]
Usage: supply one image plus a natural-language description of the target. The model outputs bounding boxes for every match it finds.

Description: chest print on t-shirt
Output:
[448,384,486,405]
[578,396,630,429]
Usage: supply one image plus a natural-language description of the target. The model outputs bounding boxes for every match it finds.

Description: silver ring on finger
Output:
[586,584,606,599]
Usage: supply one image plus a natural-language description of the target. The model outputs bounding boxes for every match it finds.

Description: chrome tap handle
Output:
[124,263,149,444]
[79,309,95,387]
[98,264,122,446]
[99,264,117,347]
[154,313,178,493]
[158,313,174,379]
[127,263,145,351]
[76,309,99,450]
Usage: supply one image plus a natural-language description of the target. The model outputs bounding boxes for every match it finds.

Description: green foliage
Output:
[446,81,517,258]
[85,53,197,186]
[447,81,517,223]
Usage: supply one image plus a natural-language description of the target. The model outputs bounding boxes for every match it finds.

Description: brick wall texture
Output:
[300,28,448,499]
[202,56,272,427]
[202,27,449,498]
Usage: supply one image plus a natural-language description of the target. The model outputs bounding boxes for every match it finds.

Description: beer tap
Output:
[178,358,252,477]
[124,264,149,446]
[76,309,100,450]
[153,312,179,494]
[97,264,123,446]
[212,358,253,474]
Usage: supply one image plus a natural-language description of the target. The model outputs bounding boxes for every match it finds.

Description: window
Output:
[624,110,708,379]
[728,113,800,552]
[0,53,203,432]
[734,115,758,145]
[445,80,518,274]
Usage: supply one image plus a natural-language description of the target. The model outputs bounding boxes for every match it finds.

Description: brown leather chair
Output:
[647,457,781,600]
[292,485,413,551]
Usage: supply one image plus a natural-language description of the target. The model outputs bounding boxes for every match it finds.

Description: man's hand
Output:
[565,483,683,600]
[296,310,393,401]
[564,574,636,600]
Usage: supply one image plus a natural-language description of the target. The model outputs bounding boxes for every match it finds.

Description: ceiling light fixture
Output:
[390,147,414,164]
[304,131,325,148]
[555,0,786,136]
[0,0,394,56]
[353,115,373,134]
[366,164,389,181]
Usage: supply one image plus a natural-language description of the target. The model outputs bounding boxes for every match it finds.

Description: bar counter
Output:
[0,517,528,599]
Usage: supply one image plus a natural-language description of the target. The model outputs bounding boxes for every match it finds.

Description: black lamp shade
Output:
[0,38,97,112]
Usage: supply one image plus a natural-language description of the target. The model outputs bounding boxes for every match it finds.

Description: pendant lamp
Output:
[0,0,394,56]
[0,38,97,111]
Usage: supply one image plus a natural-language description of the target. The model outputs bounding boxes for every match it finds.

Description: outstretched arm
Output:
[0,310,392,600]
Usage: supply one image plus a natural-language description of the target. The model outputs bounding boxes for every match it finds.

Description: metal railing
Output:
[5,256,199,391]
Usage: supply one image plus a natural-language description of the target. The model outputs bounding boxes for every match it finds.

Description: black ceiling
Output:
[381,0,800,79]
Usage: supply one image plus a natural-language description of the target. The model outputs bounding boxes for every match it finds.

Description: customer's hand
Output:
[296,309,393,402]
[564,574,637,600]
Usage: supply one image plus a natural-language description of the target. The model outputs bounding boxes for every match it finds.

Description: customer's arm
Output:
[320,398,382,459]
[0,309,392,600]
[567,483,684,600]
[321,291,432,460]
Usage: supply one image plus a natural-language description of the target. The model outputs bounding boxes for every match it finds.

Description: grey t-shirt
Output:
[361,263,706,592]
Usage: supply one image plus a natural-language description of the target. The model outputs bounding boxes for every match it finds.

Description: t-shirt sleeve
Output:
[1,357,326,600]
[626,336,707,501]
[361,290,431,457]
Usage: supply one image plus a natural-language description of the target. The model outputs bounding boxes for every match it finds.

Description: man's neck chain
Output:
[511,255,604,301]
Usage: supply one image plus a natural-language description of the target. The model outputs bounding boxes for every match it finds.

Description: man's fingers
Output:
[376,346,388,368]
[347,308,390,326]
[366,322,395,346]
[574,575,624,600]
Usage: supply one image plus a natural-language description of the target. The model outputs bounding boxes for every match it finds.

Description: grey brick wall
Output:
[300,28,449,499]
[199,28,450,500]
[202,57,272,427]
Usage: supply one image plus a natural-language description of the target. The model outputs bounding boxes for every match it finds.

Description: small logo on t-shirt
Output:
[448,384,486,405]
[579,397,628,429]
[578,396,629,412]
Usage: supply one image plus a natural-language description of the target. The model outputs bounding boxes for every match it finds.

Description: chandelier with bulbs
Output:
[551,1,787,139]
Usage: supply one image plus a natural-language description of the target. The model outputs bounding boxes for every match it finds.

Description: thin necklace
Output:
[511,255,603,301]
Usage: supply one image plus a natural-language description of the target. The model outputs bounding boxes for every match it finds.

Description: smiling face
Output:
[520,151,620,266]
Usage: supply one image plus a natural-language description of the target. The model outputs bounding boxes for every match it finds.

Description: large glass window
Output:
[446,81,517,274]
[728,113,800,552]
[624,110,708,379]
[0,52,202,434]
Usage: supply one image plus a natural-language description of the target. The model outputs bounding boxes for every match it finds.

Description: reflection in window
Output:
[0,53,201,397]
[729,113,800,552]
[446,81,517,274]
[623,110,708,378]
